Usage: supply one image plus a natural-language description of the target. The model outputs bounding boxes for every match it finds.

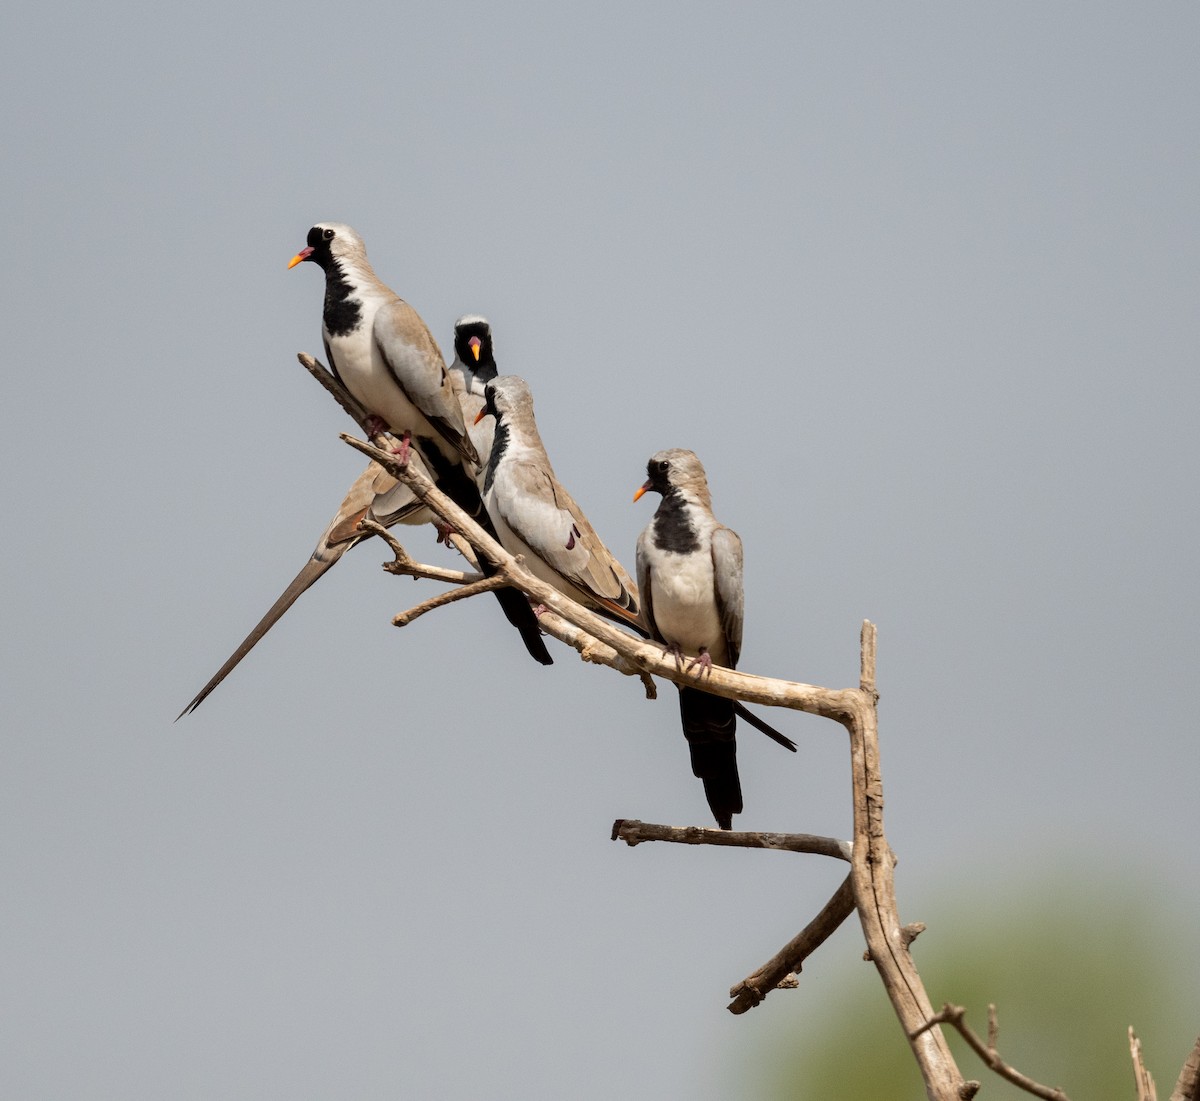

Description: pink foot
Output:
[532,603,548,618]
[434,520,455,546]
[687,648,714,679]
[391,429,412,466]
[364,414,389,439]
[664,642,686,672]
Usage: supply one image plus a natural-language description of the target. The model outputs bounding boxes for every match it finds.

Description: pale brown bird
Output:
[289,226,551,665]
[177,458,426,718]
[474,375,641,629]
[635,449,794,829]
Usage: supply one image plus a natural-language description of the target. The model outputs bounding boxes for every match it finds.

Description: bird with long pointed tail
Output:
[178,319,531,718]
[289,226,551,665]
[177,457,429,718]
[473,376,641,629]
[634,449,783,830]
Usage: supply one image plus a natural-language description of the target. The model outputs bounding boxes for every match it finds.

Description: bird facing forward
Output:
[635,449,751,829]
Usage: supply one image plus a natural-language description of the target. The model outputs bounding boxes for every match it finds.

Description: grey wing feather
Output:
[373,301,479,465]
[711,525,744,668]
[635,531,659,642]
[496,462,637,611]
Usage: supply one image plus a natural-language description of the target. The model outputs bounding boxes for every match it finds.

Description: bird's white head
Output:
[287,222,368,270]
[634,448,709,502]
[475,374,534,426]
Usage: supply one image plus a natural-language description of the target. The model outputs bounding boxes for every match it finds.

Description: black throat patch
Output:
[483,416,510,496]
[322,259,363,337]
[652,491,700,554]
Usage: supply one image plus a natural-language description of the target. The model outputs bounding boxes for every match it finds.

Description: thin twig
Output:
[728,874,856,1014]
[357,518,414,565]
[860,618,877,696]
[911,1003,1070,1101]
[357,519,484,586]
[384,557,484,586]
[611,819,850,860]
[392,574,509,627]
[1131,1028,1158,1101]
[608,818,860,1016]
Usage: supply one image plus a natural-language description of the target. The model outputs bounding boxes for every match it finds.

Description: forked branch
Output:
[336,435,968,1098]
[911,1003,1070,1101]
[298,350,1141,1101]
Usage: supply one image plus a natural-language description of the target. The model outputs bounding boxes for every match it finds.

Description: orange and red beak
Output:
[468,336,482,362]
[633,480,652,503]
[473,407,489,426]
[287,246,314,269]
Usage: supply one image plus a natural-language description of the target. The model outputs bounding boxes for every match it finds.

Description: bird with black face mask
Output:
[178,313,529,717]
[473,375,641,630]
[447,314,500,474]
[289,225,552,666]
[634,449,793,829]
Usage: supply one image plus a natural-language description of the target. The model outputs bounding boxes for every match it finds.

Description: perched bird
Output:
[288,223,478,480]
[446,314,500,471]
[290,226,551,665]
[474,376,641,628]
[178,321,523,718]
[176,458,429,719]
[634,449,790,829]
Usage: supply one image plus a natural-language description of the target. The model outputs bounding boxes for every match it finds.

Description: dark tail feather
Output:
[473,500,554,666]
[424,448,553,666]
[732,702,797,751]
[490,584,554,664]
[679,687,742,830]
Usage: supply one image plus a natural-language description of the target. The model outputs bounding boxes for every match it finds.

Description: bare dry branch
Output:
[303,376,975,1098]
[338,438,969,1097]
[297,353,396,452]
[611,819,851,860]
[901,923,926,947]
[860,617,877,696]
[911,1003,1070,1101]
[843,626,967,1099]
[728,874,856,1014]
[1172,1036,1200,1101]
[608,821,857,1014]
[529,609,651,683]
[1131,1028,1159,1101]
[357,519,484,586]
[392,574,510,627]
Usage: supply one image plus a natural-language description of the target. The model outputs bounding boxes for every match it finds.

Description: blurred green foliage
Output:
[738,863,1198,1100]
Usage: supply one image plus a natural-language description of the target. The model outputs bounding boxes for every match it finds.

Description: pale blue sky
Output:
[2,4,1197,1098]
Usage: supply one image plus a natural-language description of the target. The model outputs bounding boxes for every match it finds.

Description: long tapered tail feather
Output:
[732,702,797,751]
[177,544,353,719]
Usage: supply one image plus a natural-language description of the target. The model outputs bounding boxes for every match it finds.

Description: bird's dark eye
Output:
[657,460,670,473]
[323,227,335,240]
